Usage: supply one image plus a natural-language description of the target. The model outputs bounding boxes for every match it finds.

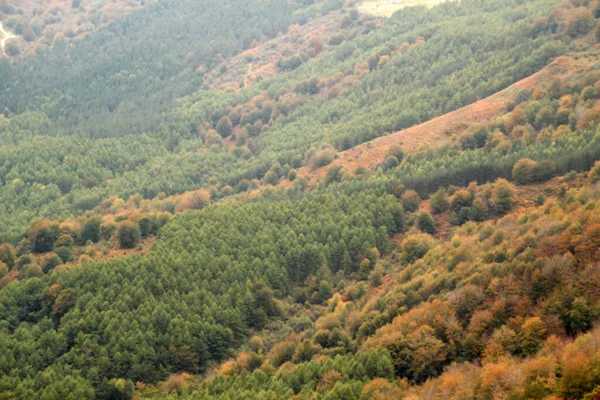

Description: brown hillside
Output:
[296,55,590,185]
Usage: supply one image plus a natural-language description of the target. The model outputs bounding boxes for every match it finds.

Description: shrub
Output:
[54,234,75,248]
[493,179,516,215]
[101,221,117,241]
[0,243,16,269]
[401,232,434,263]
[263,171,279,186]
[216,116,233,138]
[401,190,421,213]
[137,216,153,237]
[54,246,75,263]
[430,189,449,214]
[27,220,59,253]
[269,342,295,367]
[589,161,600,183]
[383,156,399,171]
[385,145,404,163]
[81,216,102,243]
[512,158,538,184]
[314,150,335,168]
[41,254,63,273]
[566,7,594,38]
[416,211,436,234]
[116,221,141,249]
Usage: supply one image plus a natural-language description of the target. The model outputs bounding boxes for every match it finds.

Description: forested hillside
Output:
[0,0,568,243]
[3,0,600,398]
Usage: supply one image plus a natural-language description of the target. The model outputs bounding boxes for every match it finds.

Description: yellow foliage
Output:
[217,360,238,376]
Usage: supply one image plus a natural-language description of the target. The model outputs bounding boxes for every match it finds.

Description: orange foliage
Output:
[574,223,600,263]
[316,370,342,392]
[161,373,194,394]
[361,378,404,400]
[175,189,211,212]
[478,359,525,399]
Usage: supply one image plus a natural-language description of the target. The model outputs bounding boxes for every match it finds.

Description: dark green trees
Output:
[81,216,102,243]
[27,220,59,253]
[116,221,142,249]
[216,116,233,138]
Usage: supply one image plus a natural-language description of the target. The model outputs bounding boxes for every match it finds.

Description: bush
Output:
[23,263,43,278]
[81,216,102,243]
[216,116,233,138]
[383,156,399,171]
[15,255,35,270]
[429,189,449,214]
[401,232,434,263]
[493,179,516,215]
[566,7,594,38]
[0,243,16,269]
[325,165,344,185]
[288,169,297,181]
[54,234,75,249]
[54,246,75,263]
[263,171,279,185]
[27,220,59,253]
[175,190,211,212]
[401,190,421,213]
[314,150,335,168]
[269,342,295,367]
[0,262,8,279]
[101,221,117,241]
[116,221,141,249]
[5,40,20,57]
[41,254,63,273]
[589,161,600,183]
[512,158,538,184]
[385,145,404,164]
[416,211,436,234]
[137,216,153,237]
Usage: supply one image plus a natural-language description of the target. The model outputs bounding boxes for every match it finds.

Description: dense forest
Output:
[0,0,567,243]
[3,0,600,398]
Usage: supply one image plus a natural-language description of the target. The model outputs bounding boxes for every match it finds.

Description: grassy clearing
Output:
[358,0,451,17]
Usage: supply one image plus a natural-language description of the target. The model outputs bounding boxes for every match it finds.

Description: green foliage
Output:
[416,211,435,235]
[383,156,399,171]
[0,189,398,396]
[385,145,404,164]
[116,221,142,249]
[81,216,102,243]
[0,243,16,269]
[401,190,421,213]
[519,317,545,356]
[54,246,74,263]
[493,179,516,215]
[216,116,233,138]
[401,231,433,263]
[54,234,75,249]
[429,188,449,214]
[0,0,596,398]
[325,165,344,185]
[315,150,336,168]
[0,0,567,242]
[589,160,600,183]
[137,216,153,238]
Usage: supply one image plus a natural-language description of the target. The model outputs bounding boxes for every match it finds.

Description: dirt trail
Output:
[294,55,589,185]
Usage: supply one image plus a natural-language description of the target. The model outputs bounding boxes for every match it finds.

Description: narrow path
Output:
[0,22,17,53]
